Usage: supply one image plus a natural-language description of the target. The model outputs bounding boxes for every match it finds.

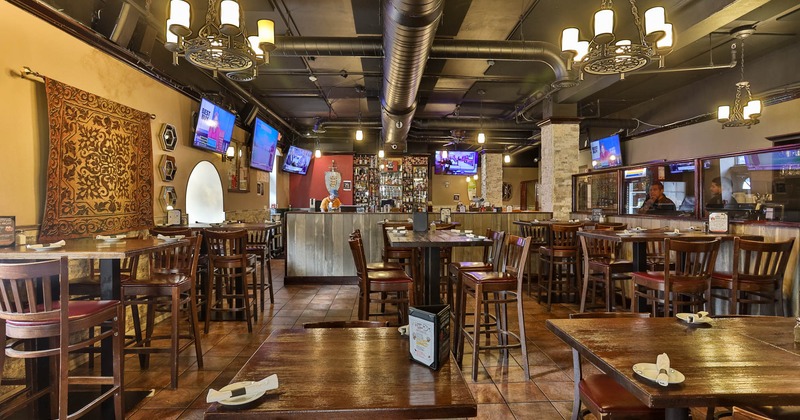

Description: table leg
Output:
[424,247,441,305]
[631,242,649,312]
[99,259,122,417]
[665,407,690,420]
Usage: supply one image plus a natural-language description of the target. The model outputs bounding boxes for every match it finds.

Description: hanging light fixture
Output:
[165,0,276,82]
[477,89,486,144]
[717,28,762,129]
[378,149,385,158]
[560,1,674,77]
[314,139,322,158]
[504,154,511,163]
[355,86,365,141]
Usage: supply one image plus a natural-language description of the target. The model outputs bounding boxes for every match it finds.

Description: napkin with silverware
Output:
[206,374,279,403]
[27,240,66,250]
[96,234,124,240]
[156,234,185,240]
[656,353,670,386]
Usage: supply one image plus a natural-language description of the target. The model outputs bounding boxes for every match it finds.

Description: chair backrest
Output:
[579,234,620,261]
[731,406,772,420]
[502,235,531,291]
[348,237,369,292]
[246,227,270,246]
[303,320,388,328]
[150,227,193,237]
[549,224,581,250]
[434,223,457,230]
[664,238,721,283]
[205,229,249,269]
[570,312,651,319]
[731,237,795,283]
[595,222,626,231]
[483,229,506,266]
[148,234,203,280]
[0,257,69,323]
[518,223,549,246]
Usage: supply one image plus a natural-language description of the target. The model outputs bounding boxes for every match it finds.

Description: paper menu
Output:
[409,315,435,366]
[708,212,728,233]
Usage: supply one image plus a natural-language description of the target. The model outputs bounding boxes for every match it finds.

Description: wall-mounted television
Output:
[434,150,478,175]
[590,134,623,169]
[281,145,313,175]
[250,117,280,172]
[192,98,236,154]
[745,148,800,171]
[669,162,695,173]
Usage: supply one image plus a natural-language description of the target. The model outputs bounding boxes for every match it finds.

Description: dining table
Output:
[203,327,477,419]
[546,316,800,420]
[0,235,189,416]
[388,229,492,305]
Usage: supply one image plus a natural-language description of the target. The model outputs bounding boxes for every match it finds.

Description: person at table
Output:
[706,177,738,210]
[320,190,341,212]
[637,181,676,214]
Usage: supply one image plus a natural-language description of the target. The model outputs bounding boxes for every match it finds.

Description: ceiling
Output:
[17,0,800,162]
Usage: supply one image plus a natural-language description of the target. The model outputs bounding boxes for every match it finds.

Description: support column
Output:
[539,118,580,219]
[481,152,502,209]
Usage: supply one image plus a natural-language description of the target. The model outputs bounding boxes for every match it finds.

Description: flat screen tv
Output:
[192,98,236,154]
[250,117,280,172]
[744,148,800,171]
[590,134,623,169]
[434,150,478,175]
[281,145,313,175]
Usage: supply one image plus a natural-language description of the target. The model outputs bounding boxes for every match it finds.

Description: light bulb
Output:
[257,19,276,51]
[747,99,762,118]
[644,7,666,36]
[168,0,190,35]
[378,149,385,158]
[561,27,579,52]
[593,9,614,43]
[473,174,479,180]
[574,41,589,61]
[466,176,471,183]
[504,154,510,163]
[355,129,363,141]
[220,1,241,35]
[315,148,321,158]
[717,105,730,122]
[226,145,235,157]
[477,132,485,144]
[592,160,598,167]
[248,36,264,57]
[657,24,673,49]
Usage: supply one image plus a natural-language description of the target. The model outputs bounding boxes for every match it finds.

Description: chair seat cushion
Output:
[449,261,492,272]
[123,273,191,288]
[366,262,403,271]
[580,374,661,414]
[632,271,665,282]
[540,247,578,258]
[589,258,633,273]
[367,270,412,283]
[464,271,516,284]
[7,300,120,327]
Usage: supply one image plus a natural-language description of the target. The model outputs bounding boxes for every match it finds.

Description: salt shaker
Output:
[794,318,800,343]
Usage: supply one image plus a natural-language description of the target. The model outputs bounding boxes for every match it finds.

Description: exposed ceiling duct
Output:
[412,119,538,131]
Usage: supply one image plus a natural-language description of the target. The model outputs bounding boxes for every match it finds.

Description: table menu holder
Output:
[413,211,428,232]
[0,216,15,247]
[708,212,729,233]
[408,305,450,370]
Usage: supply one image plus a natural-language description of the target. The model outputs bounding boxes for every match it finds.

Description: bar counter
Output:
[284,211,551,283]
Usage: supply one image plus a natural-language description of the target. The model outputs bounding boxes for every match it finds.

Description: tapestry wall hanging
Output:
[39,78,154,241]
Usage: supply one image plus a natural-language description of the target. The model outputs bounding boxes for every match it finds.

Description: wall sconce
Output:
[223,144,236,161]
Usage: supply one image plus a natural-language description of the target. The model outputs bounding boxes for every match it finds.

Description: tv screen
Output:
[745,148,800,171]
[250,117,280,172]
[281,145,313,175]
[434,150,478,175]
[192,98,236,154]
[590,134,623,169]
[669,162,695,173]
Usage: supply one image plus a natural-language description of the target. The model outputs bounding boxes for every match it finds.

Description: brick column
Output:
[481,152,503,208]
[539,118,580,219]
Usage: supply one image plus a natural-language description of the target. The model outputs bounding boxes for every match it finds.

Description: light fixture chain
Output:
[628,0,646,45]
[602,0,612,10]
[740,38,746,82]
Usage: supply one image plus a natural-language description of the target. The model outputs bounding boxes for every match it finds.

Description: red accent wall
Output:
[289,155,354,208]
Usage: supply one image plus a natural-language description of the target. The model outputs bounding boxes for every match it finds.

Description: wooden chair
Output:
[711,237,795,316]
[595,222,626,230]
[578,234,633,312]
[350,230,403,272]
[568,312,663,420]
[539,224,581,311]
[121,234,204,389]
[518,222,549,296]
[204,229,258,333]
[303,320,389,328]
[149,227,193,237]
[349,237,414,326]
[457,234,531,382]
[632,238,721,317]
[0,257,124,419]
[732,405,800,419]
[246,226,275,311]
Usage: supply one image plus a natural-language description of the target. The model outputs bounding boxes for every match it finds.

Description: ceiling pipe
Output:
[581,118,638,129]
[381,0,444,152]
[412,119,538,131]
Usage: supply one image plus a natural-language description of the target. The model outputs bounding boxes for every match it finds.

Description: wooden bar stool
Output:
[539,224,581,311]
[632,238,720,317]
[246,227,275,310]
[710,237,794,315]
[578,233,633,312]
[204,229,258,333]
[349,237,414,325]
[457,234,531,382]
[518,222,549,297]
[0,257,124,419]
[121,234,204,389]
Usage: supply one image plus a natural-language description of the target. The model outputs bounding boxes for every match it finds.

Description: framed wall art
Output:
[159,155,177,182]
[159,123,178,151]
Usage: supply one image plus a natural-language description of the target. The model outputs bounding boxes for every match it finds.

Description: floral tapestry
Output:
[39,78,153,241]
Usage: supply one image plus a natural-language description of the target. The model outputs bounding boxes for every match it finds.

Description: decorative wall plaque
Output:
[159,123,178,151]
[160,186,178,211]
[159,155,177,182]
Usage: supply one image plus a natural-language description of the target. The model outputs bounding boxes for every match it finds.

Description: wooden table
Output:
[389,230,492,305]
[0,237,188,415]
[546,316,800,420]
[204,327,477,419]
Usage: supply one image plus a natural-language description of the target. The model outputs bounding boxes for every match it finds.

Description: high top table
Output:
[388,230,491,305]
[204,327,477,419]
[546,316,800,420]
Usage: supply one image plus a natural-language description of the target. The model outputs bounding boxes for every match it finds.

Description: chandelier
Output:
[560,0,674,76]
[164,0,275,82]
[717,32,762,129]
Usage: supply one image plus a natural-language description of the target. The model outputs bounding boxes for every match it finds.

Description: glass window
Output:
[622,162,696,216]
[573,171,618,212]
[701,147,800,222]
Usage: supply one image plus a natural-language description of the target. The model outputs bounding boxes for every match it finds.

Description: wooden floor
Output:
[3,259,713,419]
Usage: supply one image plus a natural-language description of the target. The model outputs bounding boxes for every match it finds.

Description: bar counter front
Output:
[284,211,551,283]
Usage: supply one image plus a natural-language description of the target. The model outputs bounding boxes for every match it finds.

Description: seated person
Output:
[637,181,676,214]
[706,177,738,209]
[319,190,341,212]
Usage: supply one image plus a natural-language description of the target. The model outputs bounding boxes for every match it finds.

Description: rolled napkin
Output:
[27,240,66,250]
[96,234,124,240]
[656,353,670,386]
[156,234,185,240]
[621,229,631,235]
[673,229,681,234]
[207,374,279,403]
[533,219,540,223]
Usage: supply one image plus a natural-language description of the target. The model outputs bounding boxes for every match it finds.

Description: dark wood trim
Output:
[284,276,358,285]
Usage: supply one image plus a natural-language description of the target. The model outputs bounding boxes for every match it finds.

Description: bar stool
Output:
[121,234,204,389]
[518,222,548,296]
[246,227,275,310]
[632,238,720,317]
[578,233,633,312]
[0,257,124,419]
[539,224,581,311]
[710,237,794,315]
[349,237,414,325]
[457,234,531,382]
[204,229,258,333]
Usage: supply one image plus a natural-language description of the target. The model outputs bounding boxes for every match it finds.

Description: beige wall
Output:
[430,173,480,208]
[502,167,538,207]
[0,2,272,227]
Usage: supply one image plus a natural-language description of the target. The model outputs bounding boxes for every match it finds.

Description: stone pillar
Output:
[481,152,503,209]
[539,119,580,219]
